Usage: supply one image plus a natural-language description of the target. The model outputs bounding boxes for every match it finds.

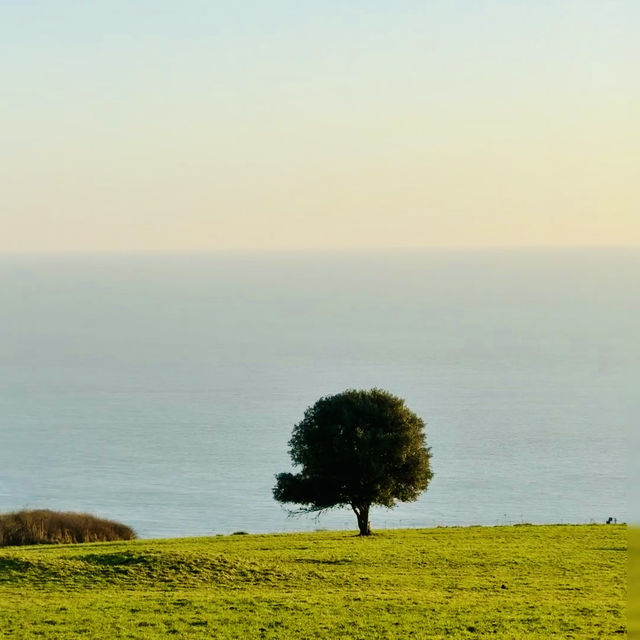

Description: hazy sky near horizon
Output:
[1,1,638,252]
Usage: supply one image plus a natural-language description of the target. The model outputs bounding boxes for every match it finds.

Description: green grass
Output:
[0,524,626,639]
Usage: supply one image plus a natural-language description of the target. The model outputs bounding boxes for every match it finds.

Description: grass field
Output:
[0,524,626,639]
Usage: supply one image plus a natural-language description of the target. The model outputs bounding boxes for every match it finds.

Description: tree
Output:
[273,388,433,535]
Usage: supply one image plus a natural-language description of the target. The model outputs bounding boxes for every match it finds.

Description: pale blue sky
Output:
[1,1,638,251]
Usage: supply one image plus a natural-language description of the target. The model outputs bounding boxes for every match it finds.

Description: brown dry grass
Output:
[0,509,135,546]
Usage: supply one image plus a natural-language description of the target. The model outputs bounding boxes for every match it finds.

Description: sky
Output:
[1,1,638,252]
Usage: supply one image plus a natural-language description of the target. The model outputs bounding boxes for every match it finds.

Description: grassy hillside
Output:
[0,524,626,639]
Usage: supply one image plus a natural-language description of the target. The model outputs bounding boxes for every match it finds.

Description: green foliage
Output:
[0,510,135,547]
[0,525,626,638]
[274,388,432,534]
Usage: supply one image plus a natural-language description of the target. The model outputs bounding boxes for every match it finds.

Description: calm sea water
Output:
[0,249,636,538]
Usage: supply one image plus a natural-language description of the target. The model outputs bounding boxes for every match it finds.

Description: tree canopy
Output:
[273,388,432,535]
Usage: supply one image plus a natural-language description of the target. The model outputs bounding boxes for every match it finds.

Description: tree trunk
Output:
[352,504,371,536]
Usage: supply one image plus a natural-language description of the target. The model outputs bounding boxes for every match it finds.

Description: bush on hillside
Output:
[0,510,135,547]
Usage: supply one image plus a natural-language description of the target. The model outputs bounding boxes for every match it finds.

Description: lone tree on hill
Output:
[273,388,433,535]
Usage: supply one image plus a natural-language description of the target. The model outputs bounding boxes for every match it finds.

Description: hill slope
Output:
[0,524,626,639]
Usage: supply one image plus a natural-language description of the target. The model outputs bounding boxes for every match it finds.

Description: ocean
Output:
[0,249,636,537]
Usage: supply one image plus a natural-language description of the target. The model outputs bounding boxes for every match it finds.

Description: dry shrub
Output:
[0,510,135,547]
